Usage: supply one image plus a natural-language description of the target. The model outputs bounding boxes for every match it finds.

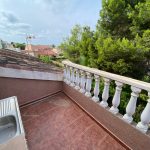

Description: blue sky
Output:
[0,0,102,45]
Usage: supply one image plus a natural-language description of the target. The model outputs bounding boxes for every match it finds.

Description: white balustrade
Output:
[85,72,92,97]
[92,75,100,102]
[79,70,86,93]
[136,92,150,133]
[110,81,123,114]
[100,78,111,108]
[62,60,150,135]
[123,86,141,123]
[70,67,75,87]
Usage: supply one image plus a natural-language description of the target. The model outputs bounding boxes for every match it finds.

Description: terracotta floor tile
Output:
[21,93,126,150]
[69,123,126,150]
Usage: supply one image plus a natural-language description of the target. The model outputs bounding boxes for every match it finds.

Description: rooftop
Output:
[24,44,58,57]
[27,45,52,51]
[0,49,61,73]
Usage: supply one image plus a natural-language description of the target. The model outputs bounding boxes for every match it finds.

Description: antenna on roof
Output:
[26,35,35,44]
[25,34,36,52]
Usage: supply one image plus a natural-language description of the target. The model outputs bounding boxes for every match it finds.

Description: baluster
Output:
[100,78,111,108]
[85,72,92,97]
[63,65,67,83]
[136,92,150,133]
[75,69,80,90]
[66,66,71,85]
[69,67,73,85]
[110,81,123,114]
[92,75,100,102]
[123,86,141,123]
[79,73,82,89]
[79,70,86,93]
[70,67,75,87]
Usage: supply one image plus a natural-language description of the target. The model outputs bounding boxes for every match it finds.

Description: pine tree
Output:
[59,25,82,63]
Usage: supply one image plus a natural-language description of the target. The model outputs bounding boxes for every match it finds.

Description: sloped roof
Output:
[34,49,57,56]
[0,49,62,73]
[30,45,52,51]
[25,44,57,56]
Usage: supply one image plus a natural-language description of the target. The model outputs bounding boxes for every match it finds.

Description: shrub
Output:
[39,55,52,63]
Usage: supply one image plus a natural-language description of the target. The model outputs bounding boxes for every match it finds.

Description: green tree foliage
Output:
[96,37,147,79]
[140,30,150,64]
[78,26,99,67]
[125,0,146,8]
[12,42,26,50]
[134,30,150,79]
[79,26,91,65]
[88,33,99,68]
[59,25,82,63]
[128,1,150,36]
[97,0,131,38]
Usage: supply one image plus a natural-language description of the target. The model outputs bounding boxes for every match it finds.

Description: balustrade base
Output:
[64,79,67,83]
[75,86,80,90]
[123,114,133,124]
[70,83,75,87]
[100,101,108,108]
[92,96,99,102]
[110,106,119,114]
[136,122,148,133]
[66,81,71,85]
[79,89,85,94]
[85,92,91,98]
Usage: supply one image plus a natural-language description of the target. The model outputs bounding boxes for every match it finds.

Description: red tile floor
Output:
[20,93,126,150]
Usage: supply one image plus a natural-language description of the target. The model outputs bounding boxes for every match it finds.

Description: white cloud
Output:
[0,10,31,36]
[0,11,19,23]
[11,23,31,30]
[32,0,76,14]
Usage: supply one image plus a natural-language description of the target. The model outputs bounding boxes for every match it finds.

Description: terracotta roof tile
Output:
[0,49,62,73]
[35,49,57,56]
[25,44,57,56]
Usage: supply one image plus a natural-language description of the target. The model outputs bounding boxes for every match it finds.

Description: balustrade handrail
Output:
[62,60,150,91]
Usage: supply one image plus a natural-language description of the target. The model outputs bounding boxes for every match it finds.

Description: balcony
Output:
[0,50,150,150]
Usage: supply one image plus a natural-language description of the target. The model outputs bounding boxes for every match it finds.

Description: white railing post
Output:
[63,65,67,83]
[110,81,123,114]
[75,69,80,90]
[123,86,141,123]
[136,92,150,133]
[66,66,71,85]
[85,72,92,97]
[100,78,111,108]
[79,70,86,93]
[70,67,75,87]
[92,75,100,102]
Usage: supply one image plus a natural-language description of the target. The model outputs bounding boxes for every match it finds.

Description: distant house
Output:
[24,44,58,57]
[0,39,21,52]
[52,48,62,55]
